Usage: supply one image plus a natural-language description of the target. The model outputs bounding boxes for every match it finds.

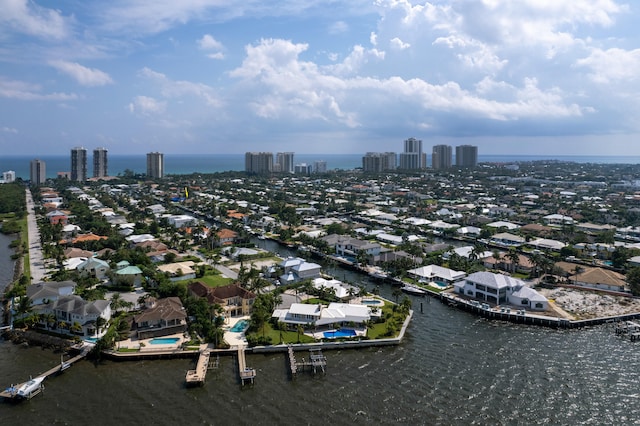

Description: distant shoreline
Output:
[1,153,638,180]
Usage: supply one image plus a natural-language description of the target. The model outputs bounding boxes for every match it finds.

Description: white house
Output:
[278,257,322,284]
[165,214,197,228]
[454,271,548,311]
[312,277,357,300]
[272,302,374,329]
[407,265,466,285]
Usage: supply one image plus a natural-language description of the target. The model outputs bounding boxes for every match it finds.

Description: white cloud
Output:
[370,32,378,46]
[390,37,410,50]
[49,60,114,87]
[2,126,18,133]
[329,21,348,35]
[139,67,221,107]
[128,95,166,115]
[0,76,78,101]
[0,0,71,39]
[576,48,640,83]
[197,34,225,59]
[198,34,223,50]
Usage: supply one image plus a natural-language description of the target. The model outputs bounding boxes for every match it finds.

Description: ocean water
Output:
[1,153,639,180]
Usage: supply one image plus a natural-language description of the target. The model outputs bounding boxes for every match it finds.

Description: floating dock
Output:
[237,348,256,385]
[288,346,327,377]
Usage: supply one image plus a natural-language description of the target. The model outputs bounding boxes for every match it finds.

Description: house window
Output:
[535,303,543,309]
[521,299,529,305]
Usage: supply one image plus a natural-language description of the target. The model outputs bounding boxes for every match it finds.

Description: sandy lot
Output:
[539,287,640,320]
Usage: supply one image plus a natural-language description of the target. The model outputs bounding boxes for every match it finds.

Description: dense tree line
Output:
[0,183,25,216]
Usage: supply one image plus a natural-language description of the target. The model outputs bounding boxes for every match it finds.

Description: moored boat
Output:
[401,284,427,296]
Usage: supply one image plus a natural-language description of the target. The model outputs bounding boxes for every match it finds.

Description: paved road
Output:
[25,188,47,283]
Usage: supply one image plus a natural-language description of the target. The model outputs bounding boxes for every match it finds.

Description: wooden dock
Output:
[185,349,211,386]
[1,343,91,401]
[288,346,327,377]
[615,321,640,341]
[237,348,256,385]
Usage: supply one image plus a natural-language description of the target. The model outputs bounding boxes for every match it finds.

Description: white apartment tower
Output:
[399,137,426,170]
[276,152,295,173]
[93,147,108,178]
[146,152,164,178]
[70,146,87,182]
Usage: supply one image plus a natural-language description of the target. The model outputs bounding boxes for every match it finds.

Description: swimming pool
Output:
[323,329,357,339]
[362,299,383,306]
[230,319,249,333]
[149,337,180,345]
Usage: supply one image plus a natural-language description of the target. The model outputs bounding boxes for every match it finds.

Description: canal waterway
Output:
[1,240,640,424]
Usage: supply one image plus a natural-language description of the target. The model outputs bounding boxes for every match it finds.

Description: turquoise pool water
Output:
[230,320,249,333]
[84,337,98,343]
[323,329,356,339]
[149,337,180,345]
[362,299,383,306]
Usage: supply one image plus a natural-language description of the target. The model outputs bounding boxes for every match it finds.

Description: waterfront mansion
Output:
[454,271,549,311]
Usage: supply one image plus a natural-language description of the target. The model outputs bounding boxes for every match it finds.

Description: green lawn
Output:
[248,323,316,344]
[176,273,234,287]
[19,216,30,280]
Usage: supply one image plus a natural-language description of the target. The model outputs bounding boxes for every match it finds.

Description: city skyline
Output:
[1,2,640,156]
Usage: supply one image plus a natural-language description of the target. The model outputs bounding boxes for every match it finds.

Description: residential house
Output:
[278,257,322,284]
[76,257,111,280]
[216,228,238,246]
[272,302,376,330]
[46,210,68,225]
[454,271,548,311]
[311,277,358,300]
[26,281,77,305]
[157,261,197,282]
[114,261,144,287]
[133,297,188,339]
[32,294,111,337]
[188,282,256,318]
[556,264,629,293]
[490,232,526,247]
[407,265,466,286]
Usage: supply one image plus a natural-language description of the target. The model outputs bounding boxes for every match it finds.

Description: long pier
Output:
[185,349,211,386]
[237,348,256,385]
[1,343,91,401]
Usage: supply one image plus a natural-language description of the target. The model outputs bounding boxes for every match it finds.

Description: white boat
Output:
[401,285,427,296]
[16,377,44,398]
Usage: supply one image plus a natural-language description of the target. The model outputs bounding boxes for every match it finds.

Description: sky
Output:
[1,0,639,156]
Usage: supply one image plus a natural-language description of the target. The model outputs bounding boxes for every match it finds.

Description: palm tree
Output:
[491,250,502,270]
[14,296,32,324]
[392,288,402,304]
[506,248,520,273]
[297,324,304,343]
[573,265,584,286]
[70,321,83,335]
[110,293,125,316]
